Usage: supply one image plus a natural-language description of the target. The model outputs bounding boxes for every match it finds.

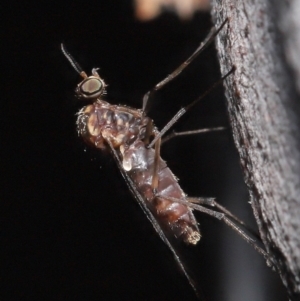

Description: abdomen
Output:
[122,140,200,245]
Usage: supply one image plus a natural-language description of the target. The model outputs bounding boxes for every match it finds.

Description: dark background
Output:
[2,0,287,300]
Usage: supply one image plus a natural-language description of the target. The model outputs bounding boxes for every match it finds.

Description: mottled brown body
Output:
[62,21,269,296]
[77,101,200,244]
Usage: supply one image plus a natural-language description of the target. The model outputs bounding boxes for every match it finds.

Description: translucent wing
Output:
[105,138,201,298]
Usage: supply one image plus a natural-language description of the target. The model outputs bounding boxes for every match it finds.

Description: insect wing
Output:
[105,138,201,298]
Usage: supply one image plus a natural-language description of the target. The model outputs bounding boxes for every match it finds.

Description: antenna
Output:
[61,43,87,78]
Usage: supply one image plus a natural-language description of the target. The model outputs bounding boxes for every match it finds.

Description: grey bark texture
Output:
[211,0,300,299]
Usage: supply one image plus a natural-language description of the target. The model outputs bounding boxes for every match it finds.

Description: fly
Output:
[62,19,270,298]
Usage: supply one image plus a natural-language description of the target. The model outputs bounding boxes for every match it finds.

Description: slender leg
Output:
[188,197,246,226]
[147,67,235,149]
[188,197,262,240]
[156,194,272,262]
[161,127,226,144]
[151,137,162,192]
[142,119,154,146]
[142,18,228,112]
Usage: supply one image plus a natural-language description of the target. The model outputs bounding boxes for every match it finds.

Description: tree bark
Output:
[211,0,300,299]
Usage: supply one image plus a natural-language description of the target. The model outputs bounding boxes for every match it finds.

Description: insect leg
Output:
[188,197,246,226]
[157,195,272,261]
[151,137,161,191]
[142,18,228,112]
[143,119,154,146]
[161,127,226,144]
[187,197,263,241]
[147,67,235,149]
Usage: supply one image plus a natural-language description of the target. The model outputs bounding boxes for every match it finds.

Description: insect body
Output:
[77,86,200,245]
[62,19,270,297]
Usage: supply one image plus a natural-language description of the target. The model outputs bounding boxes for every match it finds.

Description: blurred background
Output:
[2,0,287,300]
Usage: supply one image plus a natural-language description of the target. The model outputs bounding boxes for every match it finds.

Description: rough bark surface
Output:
[211,0,300,299]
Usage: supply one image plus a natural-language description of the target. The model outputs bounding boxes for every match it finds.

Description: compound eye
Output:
[78,77,104,99]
